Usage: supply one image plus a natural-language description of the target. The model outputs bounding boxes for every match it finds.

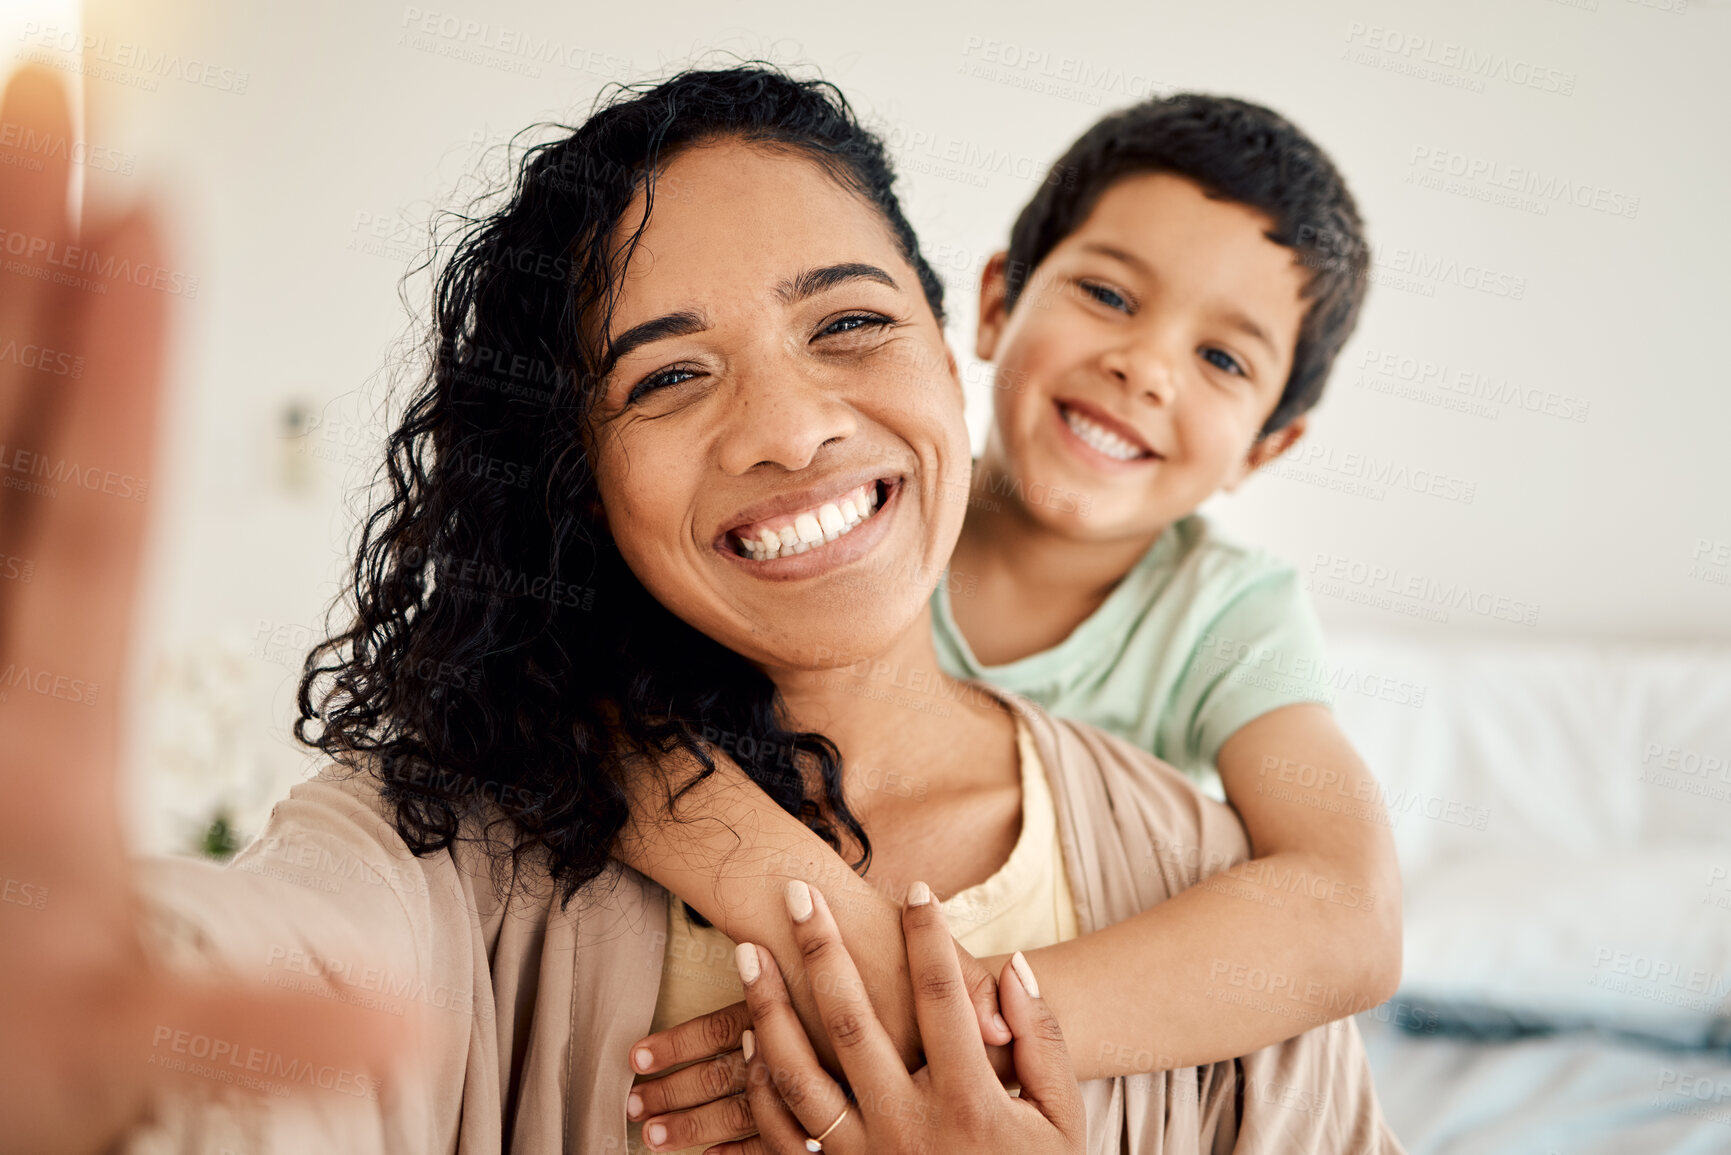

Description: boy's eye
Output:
[1201,347,1246,377]
[1079,280,1133,313]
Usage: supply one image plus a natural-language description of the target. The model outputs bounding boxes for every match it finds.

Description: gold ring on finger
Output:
[803,1103,850,1152]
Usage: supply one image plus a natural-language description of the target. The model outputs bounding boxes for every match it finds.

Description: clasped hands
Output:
[626,880,1084,1155]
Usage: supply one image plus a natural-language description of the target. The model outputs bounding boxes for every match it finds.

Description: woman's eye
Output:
[627,366,699,404]
[1201,347,1246,377]
[819,313,891,338]
[1080,280,1132,313]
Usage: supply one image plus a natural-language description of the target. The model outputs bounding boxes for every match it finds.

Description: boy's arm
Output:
[1006,701,1403,1076]
[616,702,1401,1082]
[609,755,1009,1076]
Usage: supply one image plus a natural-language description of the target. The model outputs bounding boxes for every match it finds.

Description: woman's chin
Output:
[734,599,931,674]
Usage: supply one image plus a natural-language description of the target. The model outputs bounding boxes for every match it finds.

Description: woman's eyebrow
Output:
[776,262,899,304]
[601,264,897,376]
[603,309,708,375]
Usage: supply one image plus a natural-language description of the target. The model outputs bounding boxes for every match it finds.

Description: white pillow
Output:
[1399,846,1731,1046]
[1326,633,1731,878]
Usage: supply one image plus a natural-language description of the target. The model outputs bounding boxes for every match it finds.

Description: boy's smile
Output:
[1056,396,1163,468]
[974,171,1313,542]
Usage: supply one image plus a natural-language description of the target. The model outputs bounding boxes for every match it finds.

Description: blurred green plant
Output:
[196,808,242,861]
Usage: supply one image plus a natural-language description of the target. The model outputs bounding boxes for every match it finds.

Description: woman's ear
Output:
[1222,415,1308,493]
[975,251,1011,362]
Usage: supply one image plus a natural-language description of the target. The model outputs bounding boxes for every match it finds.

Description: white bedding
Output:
[1359,1012,1731,1155]
[1326,633,1731,1040]
[1321,633,1731,1149]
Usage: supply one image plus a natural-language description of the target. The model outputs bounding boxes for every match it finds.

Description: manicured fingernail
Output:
[632,1046,654,1072]
[646,1122,667,1146]
[785,878,813,923]
[627,1092,644,1119]
[742,1028,756,1062]
[993,1012,1009,1036]
[735,941,761,984]
[1010,950,1041,999]
[907,880,931,907]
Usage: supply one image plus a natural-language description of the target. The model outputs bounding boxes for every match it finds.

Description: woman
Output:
[0,63,1396,1153]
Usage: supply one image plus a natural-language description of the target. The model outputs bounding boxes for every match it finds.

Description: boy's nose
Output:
[1101,342,1178,407]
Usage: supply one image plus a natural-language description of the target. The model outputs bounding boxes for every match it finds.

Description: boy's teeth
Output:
[1063,405,1145,462]
[734,482,884,561]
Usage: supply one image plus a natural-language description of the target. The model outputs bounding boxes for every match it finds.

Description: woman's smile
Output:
[718,475,902,578]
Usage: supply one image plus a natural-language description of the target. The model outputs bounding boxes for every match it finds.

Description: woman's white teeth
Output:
[1063,405,1146,462]
[817,504,848,539]
[737,483,882,560]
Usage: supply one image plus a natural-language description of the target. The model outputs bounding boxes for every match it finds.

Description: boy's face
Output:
[976,171,1311,541]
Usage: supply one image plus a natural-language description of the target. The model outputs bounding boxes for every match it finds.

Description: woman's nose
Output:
[714,363,859,475]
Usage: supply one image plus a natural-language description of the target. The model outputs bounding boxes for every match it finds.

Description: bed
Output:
[1322,631,1731,1152]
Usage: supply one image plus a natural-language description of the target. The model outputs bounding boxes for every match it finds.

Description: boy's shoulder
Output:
[1140,514,1307,607]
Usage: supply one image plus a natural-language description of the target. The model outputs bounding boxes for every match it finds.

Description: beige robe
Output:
[125,689,1401,1153]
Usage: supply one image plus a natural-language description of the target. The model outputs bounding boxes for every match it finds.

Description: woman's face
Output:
[587,140,970,672]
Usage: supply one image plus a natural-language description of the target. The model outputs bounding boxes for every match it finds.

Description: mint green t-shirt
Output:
[931,514,1333,800]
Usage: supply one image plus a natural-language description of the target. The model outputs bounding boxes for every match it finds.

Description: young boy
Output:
[942,93,1370,807]
[620,94,1392,1151]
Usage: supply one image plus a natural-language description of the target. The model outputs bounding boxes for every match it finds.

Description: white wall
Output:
[35,0,1729,847]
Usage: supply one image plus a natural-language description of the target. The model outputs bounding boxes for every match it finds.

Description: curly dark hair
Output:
[294,65,948,913]
[1002,93,1370,437]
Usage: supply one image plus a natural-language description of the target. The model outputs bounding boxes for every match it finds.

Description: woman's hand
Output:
[627,934,1015,1151]
[0,64,404,1154]
[718,881,1085,1155]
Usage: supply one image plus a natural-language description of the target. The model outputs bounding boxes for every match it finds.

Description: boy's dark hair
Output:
[1003,93,1369,436]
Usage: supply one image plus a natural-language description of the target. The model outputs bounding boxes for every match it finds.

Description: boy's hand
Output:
[627,936,1011,1150]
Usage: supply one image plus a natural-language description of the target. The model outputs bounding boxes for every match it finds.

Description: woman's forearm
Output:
[1014,848,1402,1080]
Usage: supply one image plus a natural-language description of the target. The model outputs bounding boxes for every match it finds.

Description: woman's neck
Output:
[765,604,1008,789]
[765,602,1024,898]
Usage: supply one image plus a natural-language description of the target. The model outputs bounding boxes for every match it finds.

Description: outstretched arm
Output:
[0,66,406,1154]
